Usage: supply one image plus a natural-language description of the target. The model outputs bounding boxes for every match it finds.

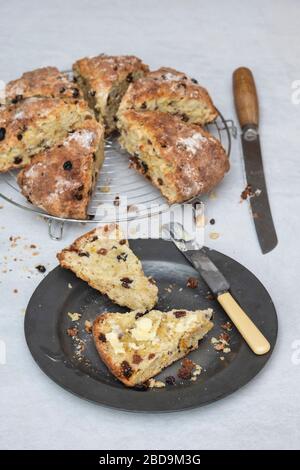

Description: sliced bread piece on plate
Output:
[17,119,104,219]
[93,308,213,387]
[57,224,158,311]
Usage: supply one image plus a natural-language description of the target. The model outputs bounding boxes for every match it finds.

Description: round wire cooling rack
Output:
[0,110,236,239]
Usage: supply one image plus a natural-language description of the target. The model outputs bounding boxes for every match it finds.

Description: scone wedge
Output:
[17,119,104,219]
[5,66,82,104]
[119,110,229,203]
[57,224,158,311]
[0,97,93,172]
[118,67,218,126]
[93,308,213,387]
[73,54,149,134]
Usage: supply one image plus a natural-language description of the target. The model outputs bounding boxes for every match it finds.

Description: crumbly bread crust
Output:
[5,66,82,104]
[119,110,229,203]
[118,67,218,126]
[93,308,213,386]
[57,224,158,311]
[73,54,149,134]
[17,119,104,219]
[0,97,93,173]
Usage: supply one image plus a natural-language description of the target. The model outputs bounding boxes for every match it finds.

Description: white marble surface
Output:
[1,0,300,450]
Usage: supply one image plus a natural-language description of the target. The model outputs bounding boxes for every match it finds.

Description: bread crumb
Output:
[84,320,93,334]
[148,378,166,389]
[68,312,81,321]
[68,283,73,289]
[100,185,110,193]
[209,232,220,240]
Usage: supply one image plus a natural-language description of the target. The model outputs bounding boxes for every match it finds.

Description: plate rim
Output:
[24,239,278,413]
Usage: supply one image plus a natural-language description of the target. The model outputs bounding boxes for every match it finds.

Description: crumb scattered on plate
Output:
[148,378,166,389]
[84,320,93,334]
[67,312,81,321]
[186,277,198,288]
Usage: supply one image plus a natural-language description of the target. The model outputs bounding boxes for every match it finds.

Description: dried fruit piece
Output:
[173,310,186,318]
[177,358,195,380]
[186,277,198,289]
[97,248,108,255]
[121,360,133,378]
[35,264,46,273]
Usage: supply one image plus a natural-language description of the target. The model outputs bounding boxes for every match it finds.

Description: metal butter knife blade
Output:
[233,67,278,254]
[163,222,271,355]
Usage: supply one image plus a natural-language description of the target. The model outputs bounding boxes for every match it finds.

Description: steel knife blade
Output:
[233,67,278,254]
[241,128,278,254]
[163,222,230,296]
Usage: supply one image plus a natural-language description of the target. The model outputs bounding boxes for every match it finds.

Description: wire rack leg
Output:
[48,219,65,240]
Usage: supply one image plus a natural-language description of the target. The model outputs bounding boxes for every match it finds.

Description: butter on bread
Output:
[93,308,213,387]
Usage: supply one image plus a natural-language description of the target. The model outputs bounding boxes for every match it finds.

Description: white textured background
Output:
[0,0,300,450]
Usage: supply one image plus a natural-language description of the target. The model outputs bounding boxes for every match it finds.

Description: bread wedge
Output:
[5,66,81,104]
[17,119,104,219]
[93,308,213,387]
[118,67,218,126]
[73,54,149,134]
[119,110,229,203]
[0,97,93,172]
[57,224,158,311]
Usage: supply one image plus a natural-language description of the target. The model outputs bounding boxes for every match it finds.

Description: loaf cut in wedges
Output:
[118,67,218,126]
[93,308,213,387]
[73,54,149,134]
[57,224,158,311]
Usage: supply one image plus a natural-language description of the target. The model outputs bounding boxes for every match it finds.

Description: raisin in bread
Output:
[17,119,104,219]
[119,110,229,204]
[93,308,213,387]
[5,66,81,104]
[73,54,149,135]
[0,97,93,173]
[57,224,158,311]
[118,67,218,126]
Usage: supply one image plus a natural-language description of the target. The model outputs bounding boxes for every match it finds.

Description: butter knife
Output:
[163,222,270,355]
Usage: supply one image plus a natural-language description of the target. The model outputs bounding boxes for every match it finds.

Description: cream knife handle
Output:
[217,292,270,355]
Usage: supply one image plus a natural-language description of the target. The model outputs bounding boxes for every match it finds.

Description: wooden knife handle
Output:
[233,67,259,129]
[217,292,270,355]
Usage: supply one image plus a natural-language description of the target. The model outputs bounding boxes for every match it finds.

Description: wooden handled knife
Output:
[233,67,278,254]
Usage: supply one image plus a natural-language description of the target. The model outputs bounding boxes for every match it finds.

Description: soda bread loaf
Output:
[73,54,149,135]
[118,67,218,126]
[57,224,158,311]
[5,66,82,104]
[118,110,229,203]
[17,119,104,219]
[93,308,213,387]
[0,97,93,173]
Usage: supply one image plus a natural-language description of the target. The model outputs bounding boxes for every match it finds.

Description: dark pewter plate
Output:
[24,239,277,412]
